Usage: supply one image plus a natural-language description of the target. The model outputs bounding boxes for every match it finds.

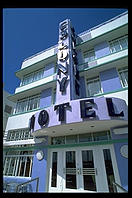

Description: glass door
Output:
[65,151,77,189]
[81,150,97,191]
[48,145,121,192]
[63,148,97,192]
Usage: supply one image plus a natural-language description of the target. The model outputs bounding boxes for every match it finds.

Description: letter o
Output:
[38,110,49,127]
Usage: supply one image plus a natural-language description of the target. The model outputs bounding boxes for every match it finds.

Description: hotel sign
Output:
[30,97,126,131]
[56,19,80,104]
[57,20,69,93]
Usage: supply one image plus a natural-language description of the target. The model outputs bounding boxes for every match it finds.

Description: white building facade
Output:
[3,11,128,193]
[3,90,15,136]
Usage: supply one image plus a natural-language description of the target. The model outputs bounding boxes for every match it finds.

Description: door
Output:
[48,145,121,192]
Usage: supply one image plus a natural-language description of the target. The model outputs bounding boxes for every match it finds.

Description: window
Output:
[66,135,78,144]
[83,50,96,63]
[93,131,110,141]
[51,131,111,145]
[15,94,40,114]
[21,62,55,86]
[103,149,116,192]
[86,77,102,97]
[21,69,44,86]
[15,99,28,113]
[3,149,33,177]
[118,67,128,88]
[109,35,128,53]
[4,105,12,114]
[51,152,57,187]
[51,136,65,145]
[7,128,33,141]
[22,73,33,86]
[33,68,44,81]
[27,95,40,111]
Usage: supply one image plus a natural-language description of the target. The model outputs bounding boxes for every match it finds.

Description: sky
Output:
[3,8,128,94]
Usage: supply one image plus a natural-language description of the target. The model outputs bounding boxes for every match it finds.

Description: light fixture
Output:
[36,150,44,161]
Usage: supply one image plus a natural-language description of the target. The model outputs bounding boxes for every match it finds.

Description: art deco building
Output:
[3,11,128,193]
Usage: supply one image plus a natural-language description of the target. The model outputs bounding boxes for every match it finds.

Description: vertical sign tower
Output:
[56,19,79,105]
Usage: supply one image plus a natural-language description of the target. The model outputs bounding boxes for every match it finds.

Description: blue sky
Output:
[3,8,127,94]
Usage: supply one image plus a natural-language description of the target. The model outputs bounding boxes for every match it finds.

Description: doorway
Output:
[48,145,120,192]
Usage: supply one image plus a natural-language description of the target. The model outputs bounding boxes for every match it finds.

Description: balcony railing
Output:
[112,182,128,193]
[3,177,39,193]
[78,48,128,72]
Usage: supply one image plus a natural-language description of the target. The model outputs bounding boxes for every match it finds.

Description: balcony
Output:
[8,74,57,102]
[21,45,58,70]
[15,73,57,94]
[79,48,128,74]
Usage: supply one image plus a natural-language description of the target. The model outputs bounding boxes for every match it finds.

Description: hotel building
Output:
[3,11,128,192]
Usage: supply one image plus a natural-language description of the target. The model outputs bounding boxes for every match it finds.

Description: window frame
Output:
[83,49,96,63]
[20,61,56,87]
[15,94,40,114]
[51,131,111,145]
[109,35,128,54]
[118,67,128,88]
[85,76,103,97]
[3,150,33,177]
[7,128,33,141]
[4,105,12,114]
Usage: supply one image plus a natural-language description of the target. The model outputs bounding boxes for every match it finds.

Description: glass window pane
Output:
[21,100,28,112]
[93,132,108,141]
[109,36,128,54]
[124,70,128,83]
[113,41,121,52]
[33,97,39,109]
[79,133,92,142]
[33,70,43,81]
[52,136,65,145]
[27,98,34,111]
[103,149,115,192]
[84,50,95,63]
[66,135,77,144]
[6,129,32,141]
[66,151,77,189]
[51,152,57,187]
[87,78,101,97]
[119,69,128,88]
[43,63,53,78]
[110,43,115,53]
[120,38,128,49]
[82,150,96,191]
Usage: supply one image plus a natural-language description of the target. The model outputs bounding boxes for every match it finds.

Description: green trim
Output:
[76,23,128,48]
[9,104,54,117]
[3,138,128,151]
[10,108,41,117]
[48,138,128,149]
[19,73,56,88]
[79,50,128,73]
[15,54,57,77]
[79,48,128,67]
[7,75,57,101]
[92,87,128,97]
